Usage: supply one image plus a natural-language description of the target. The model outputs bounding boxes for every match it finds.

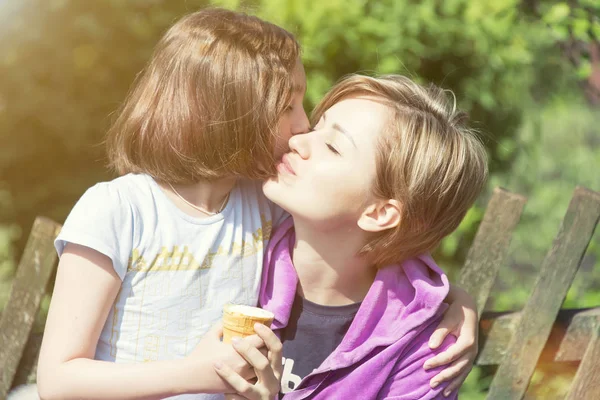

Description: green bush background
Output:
[1,0,599,397]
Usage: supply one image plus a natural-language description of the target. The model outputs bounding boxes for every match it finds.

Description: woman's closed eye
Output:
[326,142,340,155]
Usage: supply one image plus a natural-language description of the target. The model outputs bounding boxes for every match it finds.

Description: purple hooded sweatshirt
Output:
[259,218,458,399]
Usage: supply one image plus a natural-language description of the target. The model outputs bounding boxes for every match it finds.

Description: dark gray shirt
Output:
[279,293,361,397]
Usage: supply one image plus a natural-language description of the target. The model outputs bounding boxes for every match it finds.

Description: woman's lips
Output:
[278,153,296,176]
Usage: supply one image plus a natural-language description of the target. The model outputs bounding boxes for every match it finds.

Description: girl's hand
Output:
[215,323,283,400]
[187,322,265,383]
[424,285,478,395]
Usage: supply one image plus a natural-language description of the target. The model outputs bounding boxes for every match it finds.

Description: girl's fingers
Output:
[224,395,246,400]
[442,369,470,398]
[232,338,271,371]
[232,337,280,393]
[428,325,452,349]
[209,322,224,339]
[214,362,256,400]
[243,333,266,350]
[430,357,470,389]
[253,323,283,378]
[424,333,475,370]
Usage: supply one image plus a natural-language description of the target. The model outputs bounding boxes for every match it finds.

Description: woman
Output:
[215,74,487,399]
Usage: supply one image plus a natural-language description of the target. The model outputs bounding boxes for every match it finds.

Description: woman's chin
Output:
[262,178,289,204]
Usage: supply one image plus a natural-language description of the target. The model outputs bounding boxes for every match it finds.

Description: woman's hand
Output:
[215,323,283,400]
[424,284,478,395]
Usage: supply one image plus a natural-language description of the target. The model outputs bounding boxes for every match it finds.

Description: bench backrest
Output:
[461,187,600,399]
[0,217,61,399]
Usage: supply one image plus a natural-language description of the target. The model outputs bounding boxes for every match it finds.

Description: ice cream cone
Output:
[222,304,274,344]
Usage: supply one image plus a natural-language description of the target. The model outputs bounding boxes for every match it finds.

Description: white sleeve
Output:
[54,183,134,280]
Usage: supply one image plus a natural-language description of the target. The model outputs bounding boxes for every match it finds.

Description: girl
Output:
[216,74,487,399]
[37,8,477,400]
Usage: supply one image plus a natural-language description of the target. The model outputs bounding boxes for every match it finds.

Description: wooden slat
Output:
[476,308,600,365]
[459,188,527,315]
[566,320,600,400]
[0,217,61,399]
[486,187,600,400]
[556,308,600,362]
[11,333,44,389]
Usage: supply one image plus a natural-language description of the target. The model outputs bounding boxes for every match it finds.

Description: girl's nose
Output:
[291,108,310,136]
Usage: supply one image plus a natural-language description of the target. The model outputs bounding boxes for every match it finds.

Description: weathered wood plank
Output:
[11,333,44,389]
[486,187,600,400]
[0,217,61,399]
[459,188,527,316]
[565,320,600,400]
[476,308,600,365]
[555,308,600,362]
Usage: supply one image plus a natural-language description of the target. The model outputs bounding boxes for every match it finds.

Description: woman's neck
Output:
[292,219,376,306]
[159,177,237,218]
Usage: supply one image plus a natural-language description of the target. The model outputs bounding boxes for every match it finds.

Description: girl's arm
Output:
[37,243,256,400]
[424,284,478,393]
[379,322,459,399]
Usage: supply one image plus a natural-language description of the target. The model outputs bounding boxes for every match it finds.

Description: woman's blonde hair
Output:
[107,8,300,183]
[313,74,489,266]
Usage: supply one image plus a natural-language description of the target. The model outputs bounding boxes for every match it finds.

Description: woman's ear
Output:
[357,199,401,233]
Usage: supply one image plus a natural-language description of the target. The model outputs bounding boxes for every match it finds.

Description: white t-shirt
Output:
[55,173,285,399]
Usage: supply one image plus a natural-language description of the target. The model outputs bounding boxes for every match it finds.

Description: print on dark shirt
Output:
[279,294,360,397]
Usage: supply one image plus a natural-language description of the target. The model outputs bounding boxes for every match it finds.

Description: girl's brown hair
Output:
[107,8,300,183]
[313,74,489,266]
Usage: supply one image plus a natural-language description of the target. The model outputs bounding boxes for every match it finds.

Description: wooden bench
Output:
[0,217,60,399]
[1,186,599,399]
[459,186,600,399]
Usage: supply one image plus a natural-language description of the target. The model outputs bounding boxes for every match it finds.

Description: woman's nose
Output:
[288,132,310,159]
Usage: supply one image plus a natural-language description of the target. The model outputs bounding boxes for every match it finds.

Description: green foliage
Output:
[222,0,566,174]
[533,1,600,85]
[0,188,19,311]
[487,96,600,311]
[459,366,491,399]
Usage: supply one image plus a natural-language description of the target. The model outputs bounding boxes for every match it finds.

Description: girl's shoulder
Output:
[101,173,155,200]
[65,173,155,231]
[83,173,162,211]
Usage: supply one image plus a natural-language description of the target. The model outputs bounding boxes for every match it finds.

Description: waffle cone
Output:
[222,304,274,344]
